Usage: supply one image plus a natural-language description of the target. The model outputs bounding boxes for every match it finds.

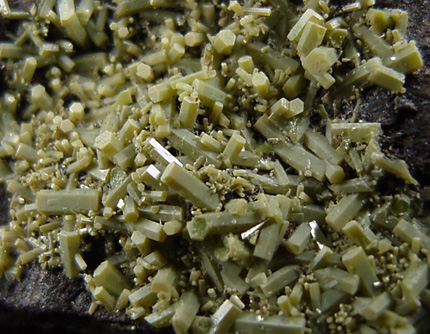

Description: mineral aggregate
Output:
[0,1,429,334]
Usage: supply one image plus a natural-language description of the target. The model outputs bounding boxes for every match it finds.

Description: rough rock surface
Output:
[354,0,430,187]
[0,263,166,334]
[0,1,429,334]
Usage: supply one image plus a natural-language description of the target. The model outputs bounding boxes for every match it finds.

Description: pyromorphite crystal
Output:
[36,189,100,214]
[161,162,220,211]
[0,1,426,334]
